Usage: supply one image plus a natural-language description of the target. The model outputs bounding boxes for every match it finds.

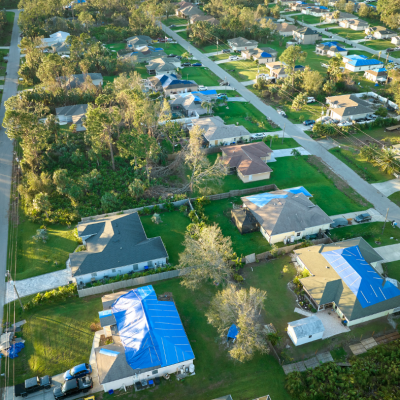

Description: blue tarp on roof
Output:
[322,41,338,46]
[376,68,387,72]
[322,246,400,308]
[191,90,217,95]
[112,285,194,370]
[346,55,368,61]
[99,310,113,318]
[246,186,310,207]
[227,324,239,339]
[319,5,328,9]
[260,52,272,58]
[348,59,383,67]
[99,349,120,357]
[286,186,312,197]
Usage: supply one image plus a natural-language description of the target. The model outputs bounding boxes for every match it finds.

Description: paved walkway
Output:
[207,86,235,90]
[0,46,10,50]
[162,23,400,225]
[375,243,400,263]
[6,269,72,304]
[329,208,386,222]
[372,179,400,197]
[317,309,350,339]
[215,59,235,64]
[269,147,311,161]
[282,352,334,374]
[241,79,256,86]
[227,97,247,102]
[0,9,21,326]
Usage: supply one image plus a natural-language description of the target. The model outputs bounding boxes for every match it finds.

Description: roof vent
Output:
[326,266,330,269]
[120,247,123,250]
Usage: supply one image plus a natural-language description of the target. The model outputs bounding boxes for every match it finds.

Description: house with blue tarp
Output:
[316,41,348,57]
[343,54,384,72]
[364,67,388,83]
[148,73,199,95]
[95,286,195,392]
[241,47,277,64]
[241,187,332,244]
[295,238,400,327]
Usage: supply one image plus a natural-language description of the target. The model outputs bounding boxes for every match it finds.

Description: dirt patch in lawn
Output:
[307,155,370,208]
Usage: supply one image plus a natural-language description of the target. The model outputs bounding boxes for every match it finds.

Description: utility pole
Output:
[382,208,390,233]
[217,38,219,55]
[6,270,24,311]
[282,123,285,143]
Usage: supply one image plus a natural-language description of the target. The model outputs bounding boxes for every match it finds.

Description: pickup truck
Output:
[53,377,93,400]
[15,376,52,397]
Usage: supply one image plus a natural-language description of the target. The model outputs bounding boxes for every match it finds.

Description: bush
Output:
[233,273,244,283]
[25,284,77,310]
[375,106,388,118]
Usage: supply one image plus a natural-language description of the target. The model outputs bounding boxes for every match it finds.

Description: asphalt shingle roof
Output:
[192,117,250,142]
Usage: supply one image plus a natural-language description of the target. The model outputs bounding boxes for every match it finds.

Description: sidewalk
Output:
[269,147,311,161]
[241,80,256,86]
[372,179,400,197]
[375,243,400,263]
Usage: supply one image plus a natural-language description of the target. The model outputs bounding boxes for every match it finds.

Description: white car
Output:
[198,85,208,91]
[307,97,316,103]
[364,35,373,39]
[321,63,329,68]
[338,120,352,127]
[251,133,265,139]
[257,73,269,79]
[229,55,239,61]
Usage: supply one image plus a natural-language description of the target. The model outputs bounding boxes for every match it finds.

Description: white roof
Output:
[43,31,70,46]
[288,315,324,339]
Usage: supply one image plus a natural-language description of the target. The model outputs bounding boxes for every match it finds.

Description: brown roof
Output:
[276,22,296,33]
[221,142,272,176]
[190,15,219,25]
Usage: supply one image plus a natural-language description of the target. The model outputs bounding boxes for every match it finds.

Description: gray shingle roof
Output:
[327,94,372,117]
[192,117,250,142]
[55,104,88,118]
[228,37,258,47]
[59,73,103,88]
[70,213,168,277]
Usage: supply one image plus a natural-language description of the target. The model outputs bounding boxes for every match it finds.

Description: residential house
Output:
[391,36,400,45]
[191,116,252,147]
[58,73,103,89]
[68,213,168,286]
[146,58,178,75]
[227,37,258,51]
[190,14,219,25]
[295,237,400,327]
[365,26,396,40]
[169,93,208,117]
[343,54,383,72]
[176,4,204,18]
[326,94,373,122]
[51,41,70,55]
[95,286,195,392]
[221,142,273,183]
[55,104,88,131]
[339,19,368,30]
[126,35,153,50]
[275,22,297,37]
[241,47,277,64]
[147,74,198,95]
[241,187,332,244]
[122,48,166,64]
[287,315,325,346]
[42,30,70,46]
[301,6,329,16]
[324,11,357,23]
[364,68,388,83]
[293,27,321,44]
[316,41,348,57]
[290,2,309,11]
[264,61,304,80]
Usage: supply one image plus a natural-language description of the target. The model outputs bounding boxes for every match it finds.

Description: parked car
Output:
[229,55,239,61]
[303,119,315,126]
[53,377,93,400]
[198,85,208,90]
[169,24,176,28]
[338,120,352,127]
[364,35,373,39]
[63,364,92,381]
[222,49,231,53]
[167,53,177,57]
[251,133,265,139]
[330,218,349,228]
[181,62,191,67]
[386,48,395,52]
[277,109,287,118]
[354,213,372,223]
[191,62,202,66]
[15,376,52,397]
[217,93,227,98]
[387,105,396,112]
[220,81,230,86]
[158,38,167,42]
[307,97,316,103]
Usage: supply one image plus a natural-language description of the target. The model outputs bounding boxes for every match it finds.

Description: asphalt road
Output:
[0,10,21,326]
[162,23,400,223]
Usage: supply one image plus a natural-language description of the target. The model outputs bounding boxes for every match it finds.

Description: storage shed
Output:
[287,315,325,346]
[231,208,259,234]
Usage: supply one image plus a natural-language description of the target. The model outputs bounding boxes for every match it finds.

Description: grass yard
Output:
[5,278,290,400]
[209,53,230,61]
[362,39,395,51]
[197,43,231,54]
[330,222,400,247]
[330,27,366,40]
[104,42,126,52]
[346,50,376,58]
[300,15,324,24]
[212,102,281,133]
[177,31,189,40]
[155,42,187,56]
[259,36,292,58]
[300,44,335,73]
[329,147,393,183]
[0,12,14,46]
[388,191,400,208]
[384,260,400,281]
[134,64,151,79]
[163,16,188,26]
[391,50,400,58]
[0,80,4,85]
[219,59,261,82]
[272,101,323,124]
[322,23,340,29]
[204,198,272,256]
[180,66,221,86]
[14,218,79,280]
[141,211,190,265]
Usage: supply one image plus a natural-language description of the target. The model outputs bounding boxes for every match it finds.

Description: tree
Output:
[345,1,355,14]
[78,10,95,32]
[375,150,399,175]
[291,93,307,111]
[33,192,51,219]
[323,80,336,95]
[358,3,370,18]
[360,144,378,162]
[291,148,301,158]
[128,179,146,198]
[201,100,213,115]
[101,191,119,212]
[151,213,163,224]
[302,69,324,95]
[271,4,280,18]
[377,0,400,30]
[177,224,235,290]
[206,285,269,362]
[327,54,343,83]
[279,45,307,85]
[162,1,176,19]
[332,10,341,19]
[336,0,346,10]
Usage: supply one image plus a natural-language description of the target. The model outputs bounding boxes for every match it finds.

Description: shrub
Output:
[33,228,48,243]
[233,273,244,283]
[25,284,77,309]
[90,322,102,332]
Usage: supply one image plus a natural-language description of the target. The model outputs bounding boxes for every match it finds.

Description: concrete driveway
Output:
[269,147,311,162]
[376,244,400,263]
[329,208,386,223]
[372,179,400,197]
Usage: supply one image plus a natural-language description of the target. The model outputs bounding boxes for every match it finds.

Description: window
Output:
[112,268,116,273]
[309,335,312,338]
[133,264,139,271]
[296,232,301,237]
[91,273,97,277]
[248,175,252,181]
[152,370,158,375]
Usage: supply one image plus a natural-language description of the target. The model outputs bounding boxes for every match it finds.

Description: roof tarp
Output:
[112,286,194,370]
[227,324,239,339]
[285,186,312,197]
[245,186,311,207]
[322,246,400,308]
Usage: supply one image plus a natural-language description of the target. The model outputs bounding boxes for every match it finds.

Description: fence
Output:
[201,185,278,201]
[77,269,187,298]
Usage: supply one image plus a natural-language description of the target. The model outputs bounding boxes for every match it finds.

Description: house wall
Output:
[208,134,252,147]
[298,34,320,45]
[350,24,366,31]
[101,359,195,392]
[345,63,381,72]
[329,109,369,121]
[238,170,271,183]
[287,326,324,346]
[374,32,396,39]
[327,50,348,57]
[278,30,294,37]
[229,44,258,51]
[391,37,400,44]
[255,56,275,64]
[164,86,198,96]
[72,257,167,285]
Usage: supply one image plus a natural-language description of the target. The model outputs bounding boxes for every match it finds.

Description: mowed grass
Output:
[155,42,187,56]
[6,278,291,400]
[389,191,400,208]
[15,219,78,280]
[105,42,126,52]
[180,66,221,86]
[329,147,393,183]
[141,211,190,265]
[330,27,366,40]
[213,102,281,133]
[300,15,324,24]
[0,12,14,46]
[362,39,395,51]
[219,59,262,82]
[330,222,400,247]
[384,260,400,281]
[163,16,188,26]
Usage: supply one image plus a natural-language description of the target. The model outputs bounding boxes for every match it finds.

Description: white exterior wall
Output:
[350,24,366,31]
[347,309,395,327]
[92,79,103,87]
[278,30,293,37]
[102,360,195,392]
[330,109,369,121]
[287,325,323,346]
[261,223,331,244]
[73,257,167,285]
[345,63,383,72]
[208,134,252,147]
[229,44,258,51]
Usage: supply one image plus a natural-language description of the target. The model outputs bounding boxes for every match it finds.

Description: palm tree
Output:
[377,149,399,175]
[201,101,213,115]
[360,144,377,162]
[291,148,301,158]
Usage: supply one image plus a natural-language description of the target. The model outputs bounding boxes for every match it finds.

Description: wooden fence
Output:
[201,184,278,201]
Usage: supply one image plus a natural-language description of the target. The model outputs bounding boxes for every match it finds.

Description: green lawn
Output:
[163,16,188,26]
[259,37,293,59]
[346,50,376,58]
[300,15,324,24]
[155,42,187,56]
[105,42,126,52]
[272,101,323,124]
[391,50,400,58]
[180,66,221,86]
[209,53,230,61]
[0,80,4,85]
[329,147,393,183]
[5,277,291,400]
[15,219,79,280]
[389,191,400,208]
[362,39,395,51]
[213,102,281,133]
[197,43,230,54]
[177,31,189,40]
[134,64,151,79]
[141,210,190,265]
[0,12,14,46]
[330,222,400,247]
[322,23,340,29]
[300,44,336,73]
[201,155,370,216]
[219,59,261,82]
[330,27,367,40]
[384,260,400,281]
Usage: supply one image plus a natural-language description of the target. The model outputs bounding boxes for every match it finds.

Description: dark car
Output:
[387,105,395,112]
[15,376,52,397]
[169,24,176,28]
[191,62,202,66]
[386,48,395,52]
[222,49,231,53]
[330,218,349,228]
[181,62,191,67]
[303,119,315,126]
[220,81,230,86]
[53,377,92,400]
[167,53,176,57]
[354,213,372,223]
[63,363,92,381]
